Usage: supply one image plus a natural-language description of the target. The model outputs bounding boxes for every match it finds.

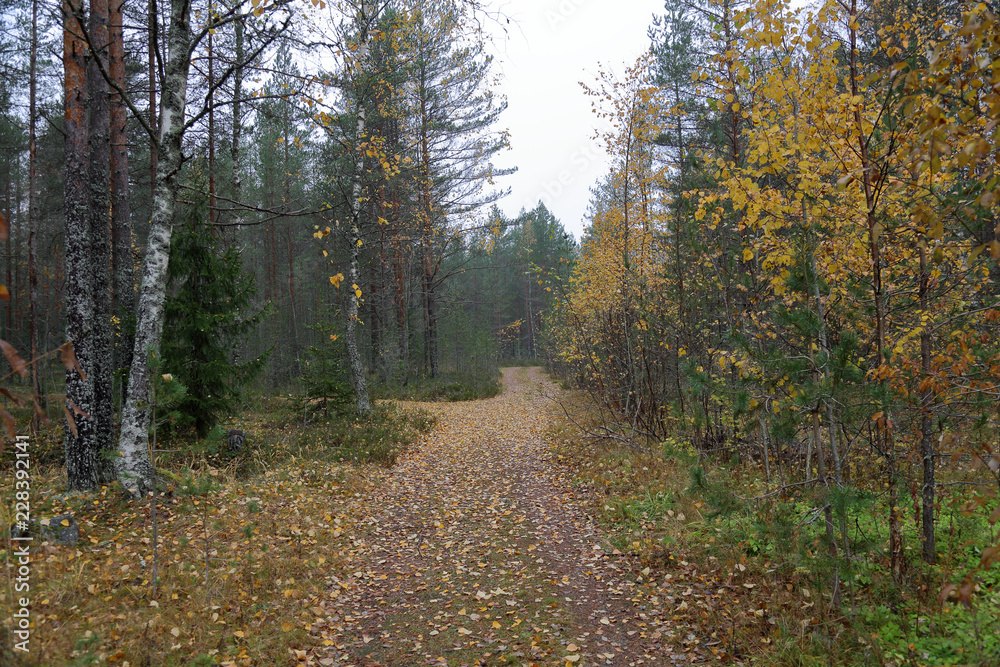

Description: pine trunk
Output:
[63,0,97,490]
[89,0,117,484]
[230,13,243,229]
[29,0,43,430]
[418,76,438,378]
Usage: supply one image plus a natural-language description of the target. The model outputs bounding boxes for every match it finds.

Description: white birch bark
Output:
[344,5,371,415]
[115,0,192,497]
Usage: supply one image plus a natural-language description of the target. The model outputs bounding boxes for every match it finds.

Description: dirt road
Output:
[316,367,680,666]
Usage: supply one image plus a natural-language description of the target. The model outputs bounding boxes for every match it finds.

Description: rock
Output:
[42,514,79,546]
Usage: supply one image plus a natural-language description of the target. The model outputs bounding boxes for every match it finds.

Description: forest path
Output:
[314,367,680,667]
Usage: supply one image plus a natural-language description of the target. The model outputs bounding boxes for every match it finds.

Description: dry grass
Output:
[0,397,431,666]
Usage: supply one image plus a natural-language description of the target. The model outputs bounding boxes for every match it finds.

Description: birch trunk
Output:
[847,0,902,580]
[346,24,371,414]
[919,243,935,564]
[147,0,158,203]
[115,0,191,497]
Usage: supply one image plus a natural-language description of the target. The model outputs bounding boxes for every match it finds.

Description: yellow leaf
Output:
[492,621,501,629]
[330,273,344,288]
[355,289,363,298]
[743,248,754,261]
[282,621,294,632]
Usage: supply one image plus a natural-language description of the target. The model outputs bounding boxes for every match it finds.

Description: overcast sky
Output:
[486,0,666,239]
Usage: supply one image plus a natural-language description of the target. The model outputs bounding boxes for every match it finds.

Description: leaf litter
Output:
[309,367,687,666]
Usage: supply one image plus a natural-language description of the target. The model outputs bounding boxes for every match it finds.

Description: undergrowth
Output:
[548,388,1000,666]
[372,367,501,402]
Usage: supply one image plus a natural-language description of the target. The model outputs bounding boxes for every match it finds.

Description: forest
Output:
[1,0,1000,664]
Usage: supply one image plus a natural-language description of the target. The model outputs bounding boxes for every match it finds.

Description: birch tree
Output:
[113,0,291,497]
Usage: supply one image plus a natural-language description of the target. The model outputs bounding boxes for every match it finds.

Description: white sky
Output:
[487,0,666,239]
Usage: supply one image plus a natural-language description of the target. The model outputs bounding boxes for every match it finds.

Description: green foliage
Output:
[373,367,501,402]
[162,194,271,437]
[279,402,435,467]
[296,313,354,419]
[149,353,190,435]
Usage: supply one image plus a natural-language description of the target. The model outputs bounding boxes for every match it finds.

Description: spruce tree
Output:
[162,194,270,438]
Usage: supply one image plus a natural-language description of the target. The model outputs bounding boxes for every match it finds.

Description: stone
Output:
[42,514,79,546]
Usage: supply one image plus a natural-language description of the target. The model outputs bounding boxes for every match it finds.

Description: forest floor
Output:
[310,367,682,667]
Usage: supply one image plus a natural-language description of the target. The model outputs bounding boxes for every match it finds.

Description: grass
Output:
[546,387,1000,666]
[0,391,435,666]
